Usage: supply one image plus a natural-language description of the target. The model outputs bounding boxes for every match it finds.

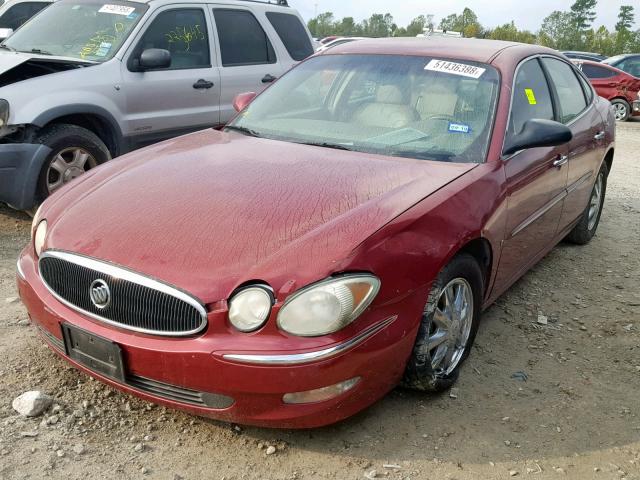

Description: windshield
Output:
[228,54,500,163]
[4,0,147,62]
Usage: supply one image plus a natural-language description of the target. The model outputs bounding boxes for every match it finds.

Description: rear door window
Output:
[133,8,210,70]
[213,9,276,67]
[0,1,48,30]
[509,58,554,135]
[541,58,588,124]
[265,12,312,61]
[581,64,616,79]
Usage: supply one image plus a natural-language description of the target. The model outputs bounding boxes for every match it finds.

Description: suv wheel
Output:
[36,124,111,200]
[611,99,630,122]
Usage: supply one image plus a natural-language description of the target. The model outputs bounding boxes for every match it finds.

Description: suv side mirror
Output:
[137,48,171,71]
[503,119,573,156]
[0,28,14,42]
[233,92,257,112]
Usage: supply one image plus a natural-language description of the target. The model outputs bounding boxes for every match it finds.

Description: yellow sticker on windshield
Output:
[525,88,537,105]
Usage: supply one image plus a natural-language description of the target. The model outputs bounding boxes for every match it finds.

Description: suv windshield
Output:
[4,0,147,62]
[227,54,500,163]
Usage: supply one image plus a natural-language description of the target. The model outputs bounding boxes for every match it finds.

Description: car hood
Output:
[45,130,476,303]
[0,51,92,86]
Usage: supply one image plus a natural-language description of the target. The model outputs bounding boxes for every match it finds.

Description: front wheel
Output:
[611,99,630,122]
[565,162,608,245]
[35,124,111,202]
[402,254,483,392]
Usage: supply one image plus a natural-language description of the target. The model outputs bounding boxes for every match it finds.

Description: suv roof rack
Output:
[237,0,289,6]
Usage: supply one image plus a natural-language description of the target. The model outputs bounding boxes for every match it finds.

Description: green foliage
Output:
[306,3,639,56]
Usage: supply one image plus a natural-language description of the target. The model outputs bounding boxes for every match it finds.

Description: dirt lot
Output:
[1,121,639,480]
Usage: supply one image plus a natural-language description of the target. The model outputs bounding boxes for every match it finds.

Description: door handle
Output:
[261,74,277,84]
[553,155,568,168]
[193,79,214,89]
[594,131,605,141]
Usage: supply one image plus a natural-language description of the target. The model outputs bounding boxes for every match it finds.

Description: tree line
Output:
[307,0,640,56]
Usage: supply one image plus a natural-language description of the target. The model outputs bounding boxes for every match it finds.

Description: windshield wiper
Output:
[27,48,53,56]
[224,125,262,138]
[0,44,15,52]
[293,141,354,151]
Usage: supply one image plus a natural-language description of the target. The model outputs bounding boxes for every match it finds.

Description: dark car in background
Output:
[575,60,640,121]
[603,54,640,78]
[562,51,607,62]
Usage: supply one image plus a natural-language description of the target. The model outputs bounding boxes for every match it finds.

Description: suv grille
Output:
[39,251,207,336]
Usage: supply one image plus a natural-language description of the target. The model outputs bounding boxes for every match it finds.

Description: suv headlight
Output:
[0,99,9,127]
[277,275,381,337]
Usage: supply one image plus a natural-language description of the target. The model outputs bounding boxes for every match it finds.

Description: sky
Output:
[292,0,634,32]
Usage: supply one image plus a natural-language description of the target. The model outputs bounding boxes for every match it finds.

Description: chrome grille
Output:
[39,251,207,336]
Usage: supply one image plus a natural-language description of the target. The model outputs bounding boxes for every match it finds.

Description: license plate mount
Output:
[61,323,125,382]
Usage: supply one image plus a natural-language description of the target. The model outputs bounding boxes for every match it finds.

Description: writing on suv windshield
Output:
[227,54,500,163]
[4,1,147,62]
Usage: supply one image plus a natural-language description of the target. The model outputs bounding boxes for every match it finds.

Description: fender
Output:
[31,104,126,156]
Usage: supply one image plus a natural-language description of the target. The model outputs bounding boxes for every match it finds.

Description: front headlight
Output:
[33,220,47,257]
[277,275,381,337]
[228,286,274,332]
[0,99,9,128]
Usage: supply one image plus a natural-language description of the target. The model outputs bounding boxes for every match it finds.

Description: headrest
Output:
[376,85,404,104]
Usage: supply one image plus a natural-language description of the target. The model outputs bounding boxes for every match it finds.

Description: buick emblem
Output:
[89,279,111,309]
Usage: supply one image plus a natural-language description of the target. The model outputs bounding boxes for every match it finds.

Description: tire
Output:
[402,253,483,392]
[35,124,111,202]
[565,162,608,245]
[611,99,630,122]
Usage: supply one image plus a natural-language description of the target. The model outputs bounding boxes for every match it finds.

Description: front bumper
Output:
[17,250,421,428]
[0,143,51,210]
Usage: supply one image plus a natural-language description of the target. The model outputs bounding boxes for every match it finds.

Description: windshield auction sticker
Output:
[425,59,486,79]
[98,4,136,16]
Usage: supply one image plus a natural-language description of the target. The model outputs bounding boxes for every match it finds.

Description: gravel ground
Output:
[0,120,639,480]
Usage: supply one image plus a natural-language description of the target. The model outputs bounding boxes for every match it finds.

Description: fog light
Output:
[282,377,360,404]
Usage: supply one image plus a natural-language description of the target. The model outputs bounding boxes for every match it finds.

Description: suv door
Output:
[120,5,221,149]
[493,58,569,293]
[211,7,285,123]
[540,57,605,231]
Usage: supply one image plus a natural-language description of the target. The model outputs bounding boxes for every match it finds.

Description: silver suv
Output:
[0,0,313,210]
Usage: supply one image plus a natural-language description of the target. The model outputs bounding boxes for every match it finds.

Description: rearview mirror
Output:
[503,119,573,156]
[138,48,171,71]
[0,28,14,42]
[233,92,257,112]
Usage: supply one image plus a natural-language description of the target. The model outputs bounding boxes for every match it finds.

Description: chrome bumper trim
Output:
[222,315,397,365]
[16,256,26,280]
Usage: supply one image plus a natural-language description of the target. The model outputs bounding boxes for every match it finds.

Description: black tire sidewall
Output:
[402,253,483,392]
[36,124,110,201]
[565,161,608,245]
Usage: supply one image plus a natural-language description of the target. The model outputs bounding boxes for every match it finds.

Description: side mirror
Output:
[503,119,573,156]
[0,28,14,42]
[233,92,257,112]
[138,48,171,71]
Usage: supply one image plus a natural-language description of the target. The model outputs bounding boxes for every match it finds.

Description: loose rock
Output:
[12,391,53,417]
[266,446,276,455]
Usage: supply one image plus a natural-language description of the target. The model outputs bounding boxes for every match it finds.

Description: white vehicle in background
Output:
[417,29,462,38]
[0,0,53,40]
[316,36,366,52]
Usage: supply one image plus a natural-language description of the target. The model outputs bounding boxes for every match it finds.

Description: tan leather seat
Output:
[414,78,459,119]
[352,85,418,128]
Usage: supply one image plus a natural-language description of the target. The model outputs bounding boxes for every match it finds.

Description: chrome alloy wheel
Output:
[426,278,474,376]
[588,171,604,231]
[46,147,98,194]
[613,102,628,121]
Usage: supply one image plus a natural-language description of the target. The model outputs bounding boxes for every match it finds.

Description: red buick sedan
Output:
[17,38,615,428]
[575,59,640,121]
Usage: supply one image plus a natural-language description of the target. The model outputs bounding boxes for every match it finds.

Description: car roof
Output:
[320,37,559,65]
[128,0,291,6]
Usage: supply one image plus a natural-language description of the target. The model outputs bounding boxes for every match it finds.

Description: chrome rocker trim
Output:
[222,315,398,365]
[38,250,208,337]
